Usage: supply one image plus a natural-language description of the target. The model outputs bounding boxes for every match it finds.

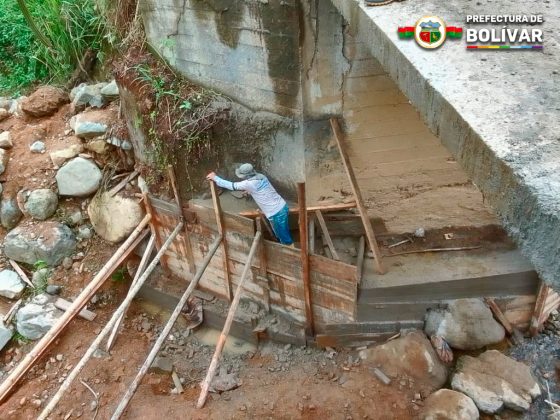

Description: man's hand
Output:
[206,171,216,181]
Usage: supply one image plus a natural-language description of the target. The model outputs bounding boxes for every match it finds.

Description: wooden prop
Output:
[37,222,183,420]
[298,183,314,336]
[356,236,366,284]
[112,234,222,419]
[109,171,139,197]
[210,181,232,301]
[54,298,96,321]
[0,214,151,404]
[238,201,357,218]
[314,210,340,261]
[106,235,156,351]
[330,117,385,274]
[196,231,262,409]
[530,281,560,336]
[9,260,34,289]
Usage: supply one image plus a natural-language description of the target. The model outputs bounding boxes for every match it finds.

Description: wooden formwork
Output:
[148,196,359,331]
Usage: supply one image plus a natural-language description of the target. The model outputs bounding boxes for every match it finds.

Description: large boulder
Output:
[425,299,505,350]
[20,86,69,117]
[0,198,23,229]
[451,350,541,414]
[24,189,58,220]
[421,389,479,420]
[0,323,13,351]
[16,294,63,340]
[359,331,448,390]
[0,269,26,299]
[3,221,77,266]
[56,157,102,197]
[88,192,145,242]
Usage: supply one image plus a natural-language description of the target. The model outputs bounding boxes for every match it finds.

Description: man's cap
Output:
[235,163,256,179]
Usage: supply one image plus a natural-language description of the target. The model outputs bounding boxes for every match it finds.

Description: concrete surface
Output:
[330,0,560,288]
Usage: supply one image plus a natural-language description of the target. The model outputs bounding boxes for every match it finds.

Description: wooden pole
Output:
[112,234,223,419]
[210,181,232,301]
[309,215,315,254]
[239,201,357,218]
[298,183,314,337]
[530,281,549,336]
[329,117,385,274]
[37,222,184,420]
[0,214,152,403]
[356,236,365,285]
[196,231,262,409]
[314,210,340,261]
[256,219,270,312]
[106,235,156,351]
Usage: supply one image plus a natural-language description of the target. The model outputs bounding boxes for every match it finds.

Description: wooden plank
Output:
[309,215,315,254]
[356,236,365,285]
[530,281,548,336]
[309,254,357,283]
[109,171,139,197]
[298,182,314,336]
[256,219,270,312]
[210,181,233,301]
[330,117,385,274]
[144,194,170,273]
[149,195,180,216]
[238,202,357,218]
[314,210,340,261]
[54,298,96,322]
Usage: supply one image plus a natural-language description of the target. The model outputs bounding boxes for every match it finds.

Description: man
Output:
[206,164,293,245]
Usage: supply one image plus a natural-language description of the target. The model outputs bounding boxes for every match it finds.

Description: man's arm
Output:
[206,172,252,192]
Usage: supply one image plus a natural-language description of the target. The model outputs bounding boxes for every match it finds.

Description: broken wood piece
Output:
[9,260,34,289]
[314,210,340,261]
[484,298,513,335]
[109,171,139,197]
[54,298,97,322]
[3,299,22,324]
[370,367,391,385]
[37,221,183,420]
[387,238,412,249]
[0,214,152,405]
[171,371,184,394]
[330,117,385,274]
[530,281,553,336]
[197,231,262,409]
[298,183,314,337]
[238,201,357,218]
[382,246,482,257]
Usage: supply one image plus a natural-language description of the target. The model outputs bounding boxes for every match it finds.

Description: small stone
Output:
[414,227,425,238]
[62,257,73,270]
[0,198,22,229]
[46,285,62,295]
[24,189,58,220]
[19,397,26,406]
[0,131,12,148]
[239,405,247,411]
[32,399,42,407]
[30,141,46,154]
[149,356,173,374]
[0,108,8,122]
[0,269,26,299]
[77,226,92,240]
[100,80,119,97]
[56,354,63,361]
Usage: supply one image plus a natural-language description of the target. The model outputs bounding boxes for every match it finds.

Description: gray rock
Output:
[70,115,107,138]
[31,268,50,287]
[84,139,108,154]
[16,294,62,340]
[425,299,505,350]
[62,256,73,270]
[0,269,26,299]
[46,285,62,295]
[451,350,541,414]
[0,148,9,174]
[120,140,133,151]
[56,157,102,197]
[88,192,145,242]
[0,108,8,122]
[24,189,58,220]
[149,356,173,374]
[359,331,447,389]
[3,221,77,266]
[0,323,13,351]
[67,210,83,226]
[100,80,119,97]
[77,225,92,240]
[71,84,105,109]
[0,97,12,110]
[30,141,46,153]
[49,144,83,167]
[420,389,479,420]
[0,198,23,230]
[0,131,12,148]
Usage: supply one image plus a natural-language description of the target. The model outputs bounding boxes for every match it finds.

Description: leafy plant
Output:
[13,331,31,345]
[111,266,127,283]
[33,260,48,271]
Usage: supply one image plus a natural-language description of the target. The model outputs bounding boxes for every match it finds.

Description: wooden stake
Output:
[143,192,171,274]
[109,171,139,197]
[484,298,514,335]
[210,181,232,301]
[112,233,222,419]
[356,236,366,285]
[106,235,156,351]
[530,281,550,336]
[0,214,152,404]
[256,219,270,313]
[298,183,314,337]
[8,260,34,289]
[239,201,357,218]
[309,215,315,254]
[54,298,96,322]
[330,117,385,274]
[196,231,262,409]
[37,222,183,420]
[314,210,340,261]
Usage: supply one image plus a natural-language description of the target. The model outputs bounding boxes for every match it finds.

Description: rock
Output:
[24,189,58,220]
[425,299,505,350]
[32,268,50,287]
[414,227,425,238]
[0,131,12,148]
[100,80,119,97]
[0,323,13,351]
[359,331,447,390]
[77,225,92,240]
[0,148,9,174]
[451,350,541,414]
[30,141,46,153]
[46,285,62,295]
[56,157,102,197]
[420,389,479,420]
[62,257,73,270]
[70,114,108,138]
[0,198,23,230]
[88,192,145,242]
[0,108,9,122]
[49,144,84,167]
[149,356,173,374]
[16,294,63,340]
[3,221,77,266]
[70,83,106,109]
[85,139,108,154]
[0,269,26,299]
[0,97,12,110]
[67,210,83,226]
[20,86,68,117]
[120,140,133,151]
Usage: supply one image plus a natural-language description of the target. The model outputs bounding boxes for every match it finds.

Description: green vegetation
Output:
[111,266,127,283]
[0,0,110,95]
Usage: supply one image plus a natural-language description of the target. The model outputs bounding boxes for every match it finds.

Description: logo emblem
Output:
[398,16,462,49]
